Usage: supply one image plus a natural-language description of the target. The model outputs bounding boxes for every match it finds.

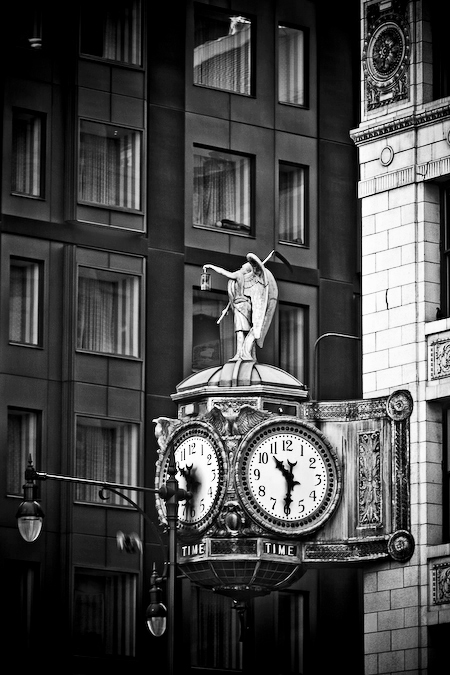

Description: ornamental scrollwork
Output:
[358,431,382,527]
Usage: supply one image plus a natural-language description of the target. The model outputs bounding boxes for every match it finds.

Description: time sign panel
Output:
[236,420,341,536]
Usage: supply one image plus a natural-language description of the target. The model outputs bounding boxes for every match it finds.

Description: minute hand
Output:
[274,457,300,513]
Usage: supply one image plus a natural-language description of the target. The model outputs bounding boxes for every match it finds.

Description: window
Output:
[73,569,136,657]
[278,24,307,106]
[443,408,450,542]
[431,3,450,100]
[12,109,45,197]
[9,258,41,346]
[193,147,252,233]
[79,120,142,211]
[77,266,140,357]
[194,7,252,95]
[271,590,308,673]
[192,289,234,370]
[75,417,138,505]
[279,303,307,383]
[7,409,40,495]
[190,586,243,669]
[440,183,450,318]
[279,162,307,245]
[80,0,142,66]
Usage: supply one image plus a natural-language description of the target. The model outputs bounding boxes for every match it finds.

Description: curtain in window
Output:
[194,15,251,94]
[12,111,42,196]
[75,420,138,505]
[279,164,305,244]
[192,292,234,370]
[79,126,141,210]
[192,587,242,669]
[7,410,38,495]
[193,152,250,230]
[279,304,305,383]
[9,260,40,345]
[74,572,136,657]
[278,25,305,105]
[103,0,142,65]
[77,271,139,356]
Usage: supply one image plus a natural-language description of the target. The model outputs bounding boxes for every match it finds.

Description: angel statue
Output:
[203,252,278,362]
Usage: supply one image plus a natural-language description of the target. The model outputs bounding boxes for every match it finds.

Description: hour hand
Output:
[178,464,200,494]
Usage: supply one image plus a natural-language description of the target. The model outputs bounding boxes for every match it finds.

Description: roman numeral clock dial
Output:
[236,420,341,536]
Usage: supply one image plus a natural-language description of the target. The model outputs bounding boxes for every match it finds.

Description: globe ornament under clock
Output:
[235,418,341,536]
[155,421,227,538]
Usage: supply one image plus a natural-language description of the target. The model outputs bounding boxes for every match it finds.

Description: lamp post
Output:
[16,455,189,675]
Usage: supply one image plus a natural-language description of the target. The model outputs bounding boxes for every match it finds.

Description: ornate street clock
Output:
[235,418,341,536]
[156,422,227,537]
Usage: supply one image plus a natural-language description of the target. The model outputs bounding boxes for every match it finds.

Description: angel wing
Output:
[245,253,278,346]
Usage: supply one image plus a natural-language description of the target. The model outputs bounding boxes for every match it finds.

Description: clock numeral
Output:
[200,498,205,512]
[188,442,196,455]
[180,448,186,461]
[258,485,266,497]
[258,452,269,464]
[206,453,212,466]
[270,441,277,454]
[282,438,293,452]
[208,487,213,498]
[315,474,322,486]
[253,468,260,480]
[309,490,317,502]
[270,497,277,511]
[211,469,217,481]
[284,504,291,515]
[298,499,305,513]
[309,457,316,469]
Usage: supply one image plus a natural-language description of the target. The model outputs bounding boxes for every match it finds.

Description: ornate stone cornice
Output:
[350,103,450,146]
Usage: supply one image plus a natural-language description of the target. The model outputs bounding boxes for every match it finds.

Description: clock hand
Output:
[178,464,200,495]
[273,457,300,514]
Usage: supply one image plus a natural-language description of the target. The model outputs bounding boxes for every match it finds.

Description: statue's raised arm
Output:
[203,253,278,362]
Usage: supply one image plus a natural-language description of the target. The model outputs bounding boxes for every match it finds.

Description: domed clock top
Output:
[235,419,341,536]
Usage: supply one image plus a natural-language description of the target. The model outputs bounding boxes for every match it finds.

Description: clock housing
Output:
[236,418,341,536]
[156,422,227,538]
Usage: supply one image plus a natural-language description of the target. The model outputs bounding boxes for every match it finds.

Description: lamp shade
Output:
[146,601,167,637]
[16,498,44,542]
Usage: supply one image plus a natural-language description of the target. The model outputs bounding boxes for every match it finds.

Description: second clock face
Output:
[159,425,226,534]
[236,420,341,536]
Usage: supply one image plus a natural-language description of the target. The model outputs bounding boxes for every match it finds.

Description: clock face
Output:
[236,420,341,536]
[159,425,226,533]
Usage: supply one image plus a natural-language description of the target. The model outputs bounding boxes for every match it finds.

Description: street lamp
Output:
[16,454,189,673]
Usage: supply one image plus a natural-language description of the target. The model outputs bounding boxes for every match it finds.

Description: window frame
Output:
[9,256,44,348]
[277,21,309,109]
[73,567,138,658]
[78,119,143,214]
[442,407,450,543]
[192,144,254,235]
[193,3,255,97]
[76,263,142,359]
[278,160,309,247]
[79,0,144,68]
[278,300,309,385]
[74,414,140,507]
[6,407,41,497]
[11,107,46,199]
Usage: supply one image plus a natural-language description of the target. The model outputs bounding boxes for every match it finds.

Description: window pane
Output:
[278,25,305,106]
[279,303,306,383]
[79,120,141,210]
[73,570,136,657]
[12,110,44,197]
[275,591,307,673]
[193,147,251,232]
[192,289,234,370]
[190,586,243,669]
[80,0,142,66]
[194,9,251,95]
[9,258,41,345]
[75,418,138,505]
[7,409,39,495]
[279,163,306,245]
[77,266,140,357]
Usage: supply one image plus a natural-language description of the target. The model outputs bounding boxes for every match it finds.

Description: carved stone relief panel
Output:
[362,0,410,111]
[358,431,382,527]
